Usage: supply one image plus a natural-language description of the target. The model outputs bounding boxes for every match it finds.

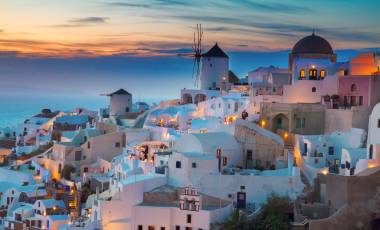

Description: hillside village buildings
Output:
[0,32,379,230]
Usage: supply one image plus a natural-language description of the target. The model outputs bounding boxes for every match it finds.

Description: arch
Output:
[309,68,317,79]
[194,94,206,104]
[351,84,357,92]
[300,69,305,78]
[182,94,193,104]
[320,69,326,78]
[271,113,289,132]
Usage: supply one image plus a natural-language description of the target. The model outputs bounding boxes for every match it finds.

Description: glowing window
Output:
[300,69,305,78]
[320,70,326,78]
[309,69,317,78]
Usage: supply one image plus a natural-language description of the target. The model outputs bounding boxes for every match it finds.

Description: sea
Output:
[0,94,166,129]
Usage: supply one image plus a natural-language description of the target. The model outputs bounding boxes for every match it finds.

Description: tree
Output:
[253,194,293,230]
[212,194,293,230]
[61,164,76,180]
[211,209,254,230]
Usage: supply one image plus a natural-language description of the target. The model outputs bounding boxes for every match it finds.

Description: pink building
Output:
[337,75,380,108]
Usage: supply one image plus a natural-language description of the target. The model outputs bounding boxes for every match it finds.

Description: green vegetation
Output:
[212,194,293,230]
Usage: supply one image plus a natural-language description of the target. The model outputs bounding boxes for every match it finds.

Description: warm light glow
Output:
[261,120,266,127]
[283,133,288,139]
[321,169,329,175]
[368,163,377,168]
[312,65,316,69]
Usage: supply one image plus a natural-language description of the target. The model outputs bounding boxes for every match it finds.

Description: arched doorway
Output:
[272,113,289,132]
[182,94,193,104]
[194,94,206,104]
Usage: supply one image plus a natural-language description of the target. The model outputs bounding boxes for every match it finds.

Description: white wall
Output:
[110,94,132,116]
[198,168,303,205]
[201,57,229,90]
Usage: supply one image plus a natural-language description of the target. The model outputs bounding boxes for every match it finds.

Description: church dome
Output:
[291,33,333,55]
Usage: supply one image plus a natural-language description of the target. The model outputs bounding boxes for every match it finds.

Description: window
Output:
[223,157,228,166]
[369,144,373,159]
[351,84,357,92]
[160,228,165,230]
[246,150,253,160]
[359,96,363,106]
[300,69,305,78]
[46,220,49,229]
[309,68,317,79]
[176,226,180,230]
[328,147,334,155]
[75,151,82,161]
[138,225,143,230]
[218,103,221,108]
[314,158,319,164]
[87,141,91,149]
[320,70,326,78]
[351,96,356,106]
[187,214,192,224]
[148,226,155,230]
[126,107,130,112]
[176,161,181,168]
[192,162,197,168]
[377,119,380,128]
[345,161,351,169]
[84,167,89,173]
[228,104,231,109]
[115,142,120,148]
[312,87,316,92]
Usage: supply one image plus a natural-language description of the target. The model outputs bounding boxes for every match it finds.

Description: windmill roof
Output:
[107,89,131,96]
[202,43,228,58]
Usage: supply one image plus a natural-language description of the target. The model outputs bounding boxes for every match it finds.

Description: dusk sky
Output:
[1,0,380,100]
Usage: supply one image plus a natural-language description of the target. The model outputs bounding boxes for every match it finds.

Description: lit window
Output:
[300,69,305,78]
[309,68,317,79]
[320,70,326,78]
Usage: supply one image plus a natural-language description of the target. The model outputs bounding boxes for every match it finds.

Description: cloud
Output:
[69,17,109,24]
[229,0,311,13]
[51,17,109,28]
[107,0,191,9]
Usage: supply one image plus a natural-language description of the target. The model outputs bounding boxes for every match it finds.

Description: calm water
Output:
[0,94,108,128]
[0,94,163,128]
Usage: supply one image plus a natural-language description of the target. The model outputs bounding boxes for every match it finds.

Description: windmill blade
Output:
[177,53,195,57]
[192,57,197,80]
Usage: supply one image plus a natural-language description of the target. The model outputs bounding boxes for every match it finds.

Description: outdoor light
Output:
[261,120,266,127]
[284,133,288,139]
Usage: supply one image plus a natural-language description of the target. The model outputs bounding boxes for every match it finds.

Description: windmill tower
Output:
[179,24,229,90]
[200,42,229,90]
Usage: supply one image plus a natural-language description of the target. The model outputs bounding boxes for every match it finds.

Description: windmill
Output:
[178,24,203,87]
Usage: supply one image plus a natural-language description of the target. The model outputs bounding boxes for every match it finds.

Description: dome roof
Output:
[292,33,333,55]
